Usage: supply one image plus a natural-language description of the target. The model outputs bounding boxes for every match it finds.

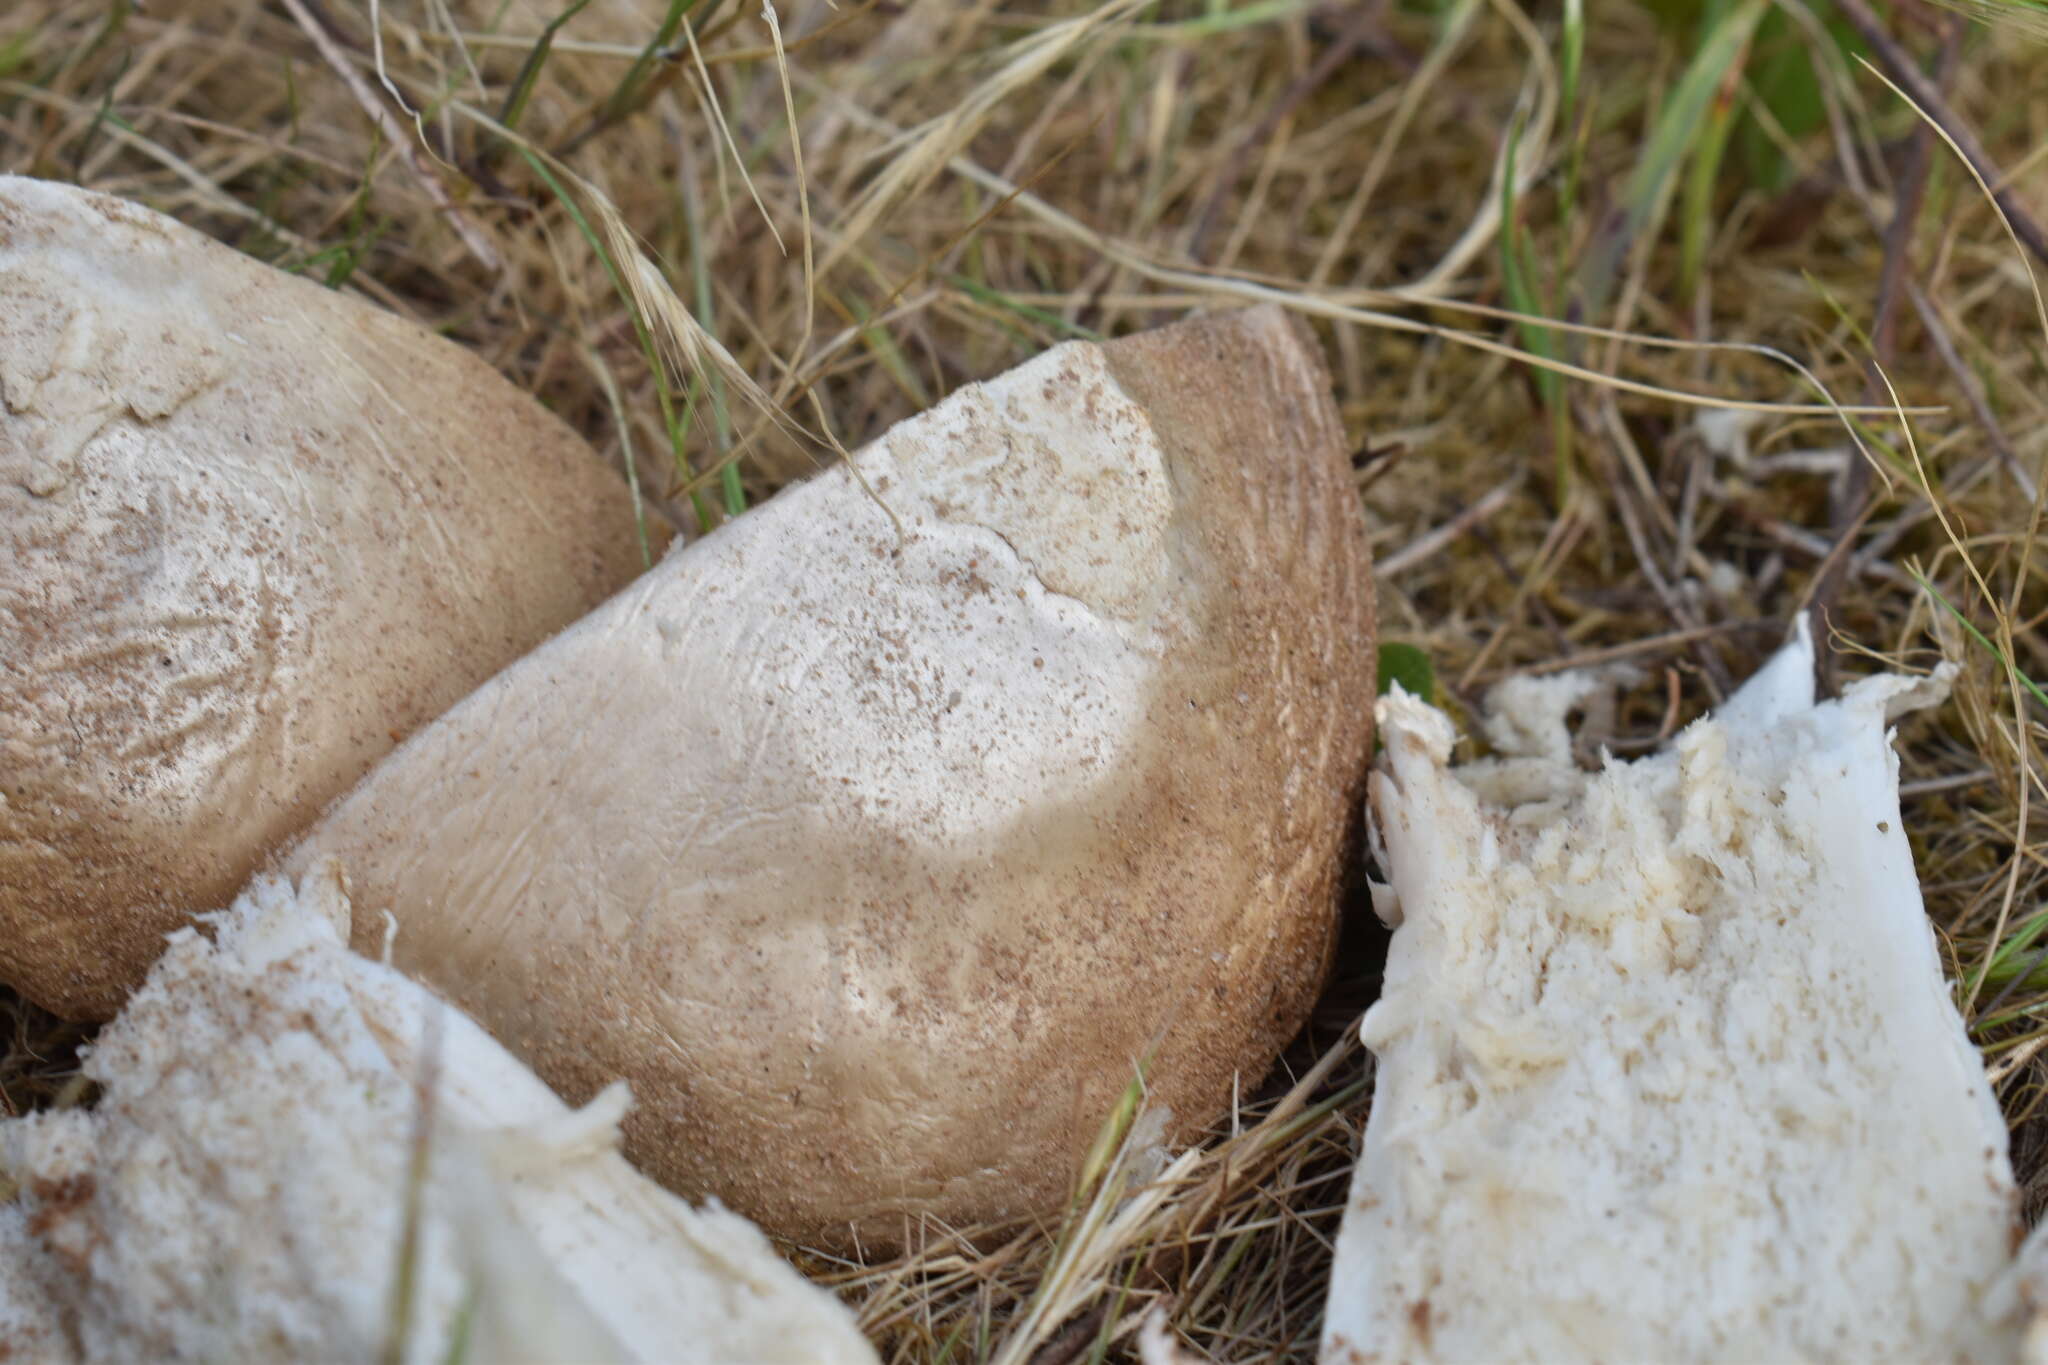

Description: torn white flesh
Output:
[2014,1226,2048,1365]
[1323,627,2021,1364]
[0,865,877,1365]
[0,1206,70,1363]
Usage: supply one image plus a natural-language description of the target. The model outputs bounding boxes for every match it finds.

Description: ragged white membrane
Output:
[0,865,876,1365]
[1323,627,2023,1364]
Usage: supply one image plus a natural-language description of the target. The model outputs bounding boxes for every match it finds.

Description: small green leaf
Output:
[1378,643,1437,704]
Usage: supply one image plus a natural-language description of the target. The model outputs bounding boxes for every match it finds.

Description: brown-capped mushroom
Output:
[286,306,1376,1248]
[0,176,661,1017]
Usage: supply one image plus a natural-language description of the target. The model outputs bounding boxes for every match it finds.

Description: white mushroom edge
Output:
[0,863,877,1365]
[1325,622,2033,1364]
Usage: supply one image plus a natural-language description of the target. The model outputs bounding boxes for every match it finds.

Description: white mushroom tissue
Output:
[0,864,877,1365]
[1324,625,2022,1364]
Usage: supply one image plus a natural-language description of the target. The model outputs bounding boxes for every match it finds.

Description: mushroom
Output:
[1323,625,2022,1363]
[0,175,660,1018]
[284,305,1377,1248]
[0,863,878,1364]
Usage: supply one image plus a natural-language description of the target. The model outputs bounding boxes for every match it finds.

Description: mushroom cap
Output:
[0,176,659,1017]
[286,306,1376,1249]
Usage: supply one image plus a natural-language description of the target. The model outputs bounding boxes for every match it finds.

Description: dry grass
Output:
[3,0,2047,1359]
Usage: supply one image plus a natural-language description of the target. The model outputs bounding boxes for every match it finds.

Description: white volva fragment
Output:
[0,864,877,1365]
[1323,625,2022,1364]
[2017,1227,2048,1365]
[0,1206,72,1362]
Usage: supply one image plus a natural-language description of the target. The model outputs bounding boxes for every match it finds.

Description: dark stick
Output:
[1832,0,2048,269]
[1907,278,2038,502]
[1809,12,1963,672]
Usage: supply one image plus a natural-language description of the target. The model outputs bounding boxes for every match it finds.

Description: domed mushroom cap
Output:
[0,176,659,1018]
[287,305,1377,1249]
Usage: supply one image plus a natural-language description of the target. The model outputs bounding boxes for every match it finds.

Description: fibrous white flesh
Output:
[0,865,876,1365]
[1323,626,2020,1364]
[2017,1226,2048,1364]
[0,1206,70,1362]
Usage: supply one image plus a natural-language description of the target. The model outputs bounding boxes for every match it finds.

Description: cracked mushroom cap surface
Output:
[0,175,659,1018]
[286,305,1377,1249]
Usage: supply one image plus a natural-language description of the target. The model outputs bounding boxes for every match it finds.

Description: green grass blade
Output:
[1678,50,1743,302]
[498,0,595,134]
[1561,0,1584,127]
[944,272,1104,340]
[72,0,131,74]
[841,290,931,412]
[1981,905,2048,989]
[1911,569,2048,712]
[1580,0,1765,319]
[1498,113,1574,499]
[579,0,722,144]
[1558,0,1587,235]
[1498,115,1558,407]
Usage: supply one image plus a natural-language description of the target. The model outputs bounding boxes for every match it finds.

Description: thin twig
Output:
[1377,476,1524,577]
[1761,510,1918,592]
[1831,0,2048,268]
[1908,279,2040,503]
[1902,769,1994,798]
[1812,14,1959,658]
[276,0,502,272]
[1591,393,1731,699]
[1495,621,1781,681]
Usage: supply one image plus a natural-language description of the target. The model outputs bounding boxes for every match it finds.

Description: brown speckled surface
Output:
[285,305,1376,1251]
